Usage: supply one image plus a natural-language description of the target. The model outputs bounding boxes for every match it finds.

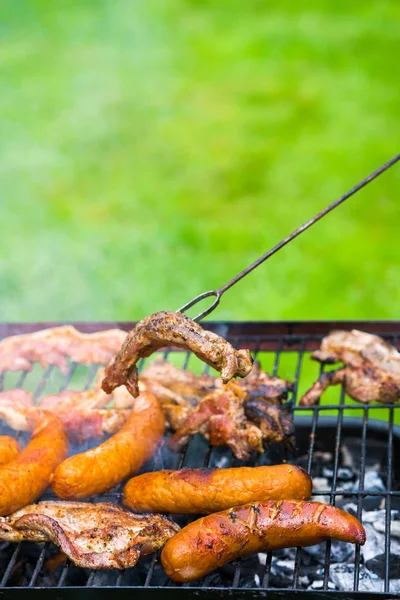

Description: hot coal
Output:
[303,540,354,565]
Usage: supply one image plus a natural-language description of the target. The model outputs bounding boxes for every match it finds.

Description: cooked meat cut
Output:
[101,311,253,397]
[138,358,217,430]
[168,382,263,460]
[0,389,130,443]
[168,368,294,460]
[0,501,180,569]
[300,330,400,406]
[0,326,126,374]
[141,358,216,403]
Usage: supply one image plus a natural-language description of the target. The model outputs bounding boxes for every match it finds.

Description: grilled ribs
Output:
[0,326,126,374]
[0,501,179,569]
[300,329,400,406]
[101,311,253,397]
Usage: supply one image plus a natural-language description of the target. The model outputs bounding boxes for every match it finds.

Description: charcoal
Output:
[363,508,399,523]
[322,466,356,482]
[341,437,388,473]
[303,540,354,565]
[362,523,400,579]
[312,477,329,491]
[297,451,332,477]
[330,563,383,592]
[307,580,336,591]
[375,519,400,538]
[269,558,295,588]
[341,502,358,516]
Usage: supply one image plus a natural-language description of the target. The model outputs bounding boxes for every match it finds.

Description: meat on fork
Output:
[300,329,400,406]
[0,326,127,374]
[0,501,180,570]
[101,311,253,397]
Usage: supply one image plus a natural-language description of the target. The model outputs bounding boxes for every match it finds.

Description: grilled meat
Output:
[300,330,400,406]
[52,392,165,500]
[168,382,263,460]
[0,501,180,569]
[101,311,253,397]
[161,500,366,582]
[0,326,126,374]
[139,359,217,429]
[0,436,20,467]
[239,361,293,400]
[0,390,34,431]
[0,389,130,443]
[123,465,312,514]
[0,411,68,515]
[168,371,294,460]
[141,358,216,403]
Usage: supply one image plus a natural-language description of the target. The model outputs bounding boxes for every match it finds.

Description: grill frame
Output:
[0,320,399,600]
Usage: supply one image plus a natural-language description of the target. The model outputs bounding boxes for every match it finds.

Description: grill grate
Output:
[0,321,399,599]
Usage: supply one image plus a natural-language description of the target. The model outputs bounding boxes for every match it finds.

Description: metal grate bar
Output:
[322,383,346,589]
[1,364,63,588]
[0,323,398,594]
[28,545,48,587]
[260,341,283,588]
[291,341,305,590]
[353,406,368,591]
[384,407,394,593]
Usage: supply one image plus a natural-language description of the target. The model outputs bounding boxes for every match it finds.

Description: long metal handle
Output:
[178,153,400,321]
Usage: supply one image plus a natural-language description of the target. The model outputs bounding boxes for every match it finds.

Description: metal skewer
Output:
[178,153,400,322]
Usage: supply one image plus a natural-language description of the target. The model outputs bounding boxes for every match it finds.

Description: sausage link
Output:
[161,500,366,582]
[0,436,20,467]
[51,392,165,499]
[0,412,68,516]
[123,465,312,514]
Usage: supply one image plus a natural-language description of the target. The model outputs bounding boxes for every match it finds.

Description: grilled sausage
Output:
[161,500,366,582]
[51,392,165,499]
[123,465,312,514]
[0,436,20,467]
[0,411,68,516]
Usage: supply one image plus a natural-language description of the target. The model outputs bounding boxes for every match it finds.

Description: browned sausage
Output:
[0,411,68,516]
[0,436,20,467]
[161,500,366,582]
[51,392,165,500]
[123,465,312,514]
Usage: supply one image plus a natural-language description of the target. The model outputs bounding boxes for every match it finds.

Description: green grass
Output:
[1,0,400,322]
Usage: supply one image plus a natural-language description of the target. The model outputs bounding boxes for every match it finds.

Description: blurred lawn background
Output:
[1,0,399,322]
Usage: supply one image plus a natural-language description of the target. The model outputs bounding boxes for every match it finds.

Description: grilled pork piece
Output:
[139,358,217,430]
[168,370,294,460]
[0,326,126,374]
[169,382,264,460]
[0,389,130,443]
[141,358,216,403]
[0,501,180,569]
[300,330,400,406]
[101,311,253,397]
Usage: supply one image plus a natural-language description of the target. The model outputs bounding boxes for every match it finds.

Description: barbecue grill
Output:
[0,320,399,600]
